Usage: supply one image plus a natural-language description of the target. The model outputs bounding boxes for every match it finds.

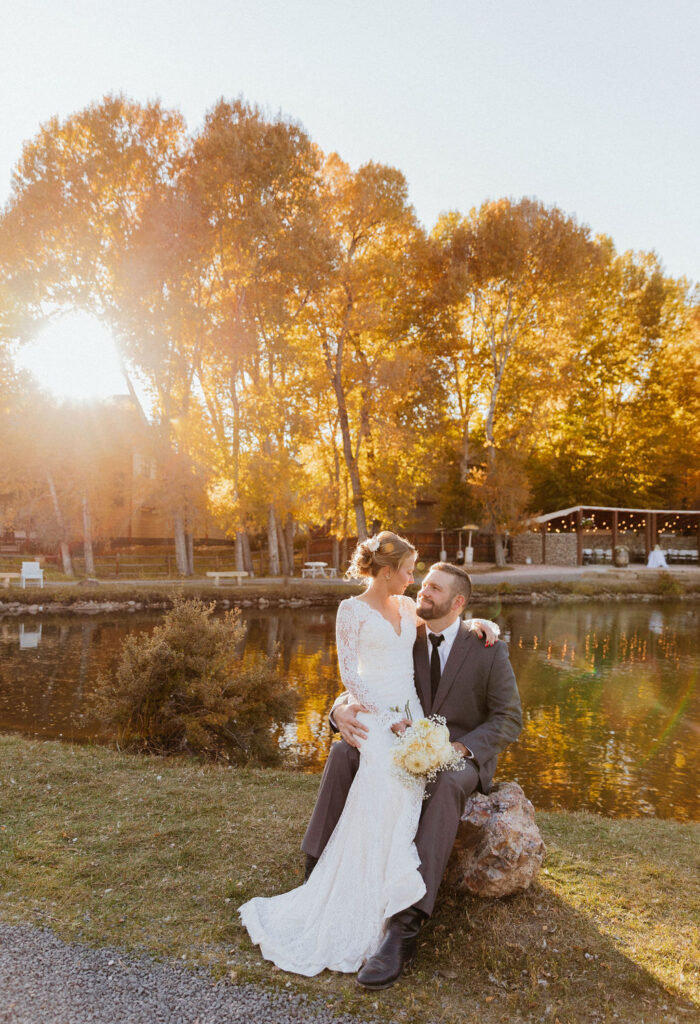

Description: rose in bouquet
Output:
[391,703,465,786]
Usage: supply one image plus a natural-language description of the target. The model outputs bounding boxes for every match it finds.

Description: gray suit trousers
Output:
[301,740,479,917]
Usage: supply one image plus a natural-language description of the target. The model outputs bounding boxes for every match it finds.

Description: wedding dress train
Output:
[239,595,425,976]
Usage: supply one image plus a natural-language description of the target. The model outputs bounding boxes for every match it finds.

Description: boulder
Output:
[444,781,546,898]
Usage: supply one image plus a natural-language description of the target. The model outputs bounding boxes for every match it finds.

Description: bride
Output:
[239,531,494,978]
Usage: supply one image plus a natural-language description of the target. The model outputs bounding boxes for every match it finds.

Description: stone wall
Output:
[512,532,577,566]
[513,528,699,566]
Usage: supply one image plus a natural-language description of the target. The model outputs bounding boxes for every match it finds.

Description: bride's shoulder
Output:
[399,594,418,619]
[338,596,368,616]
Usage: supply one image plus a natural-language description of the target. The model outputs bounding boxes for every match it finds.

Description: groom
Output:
[301,562,523,989]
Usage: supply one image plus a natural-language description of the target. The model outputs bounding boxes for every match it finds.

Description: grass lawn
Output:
[0,735,698,1024]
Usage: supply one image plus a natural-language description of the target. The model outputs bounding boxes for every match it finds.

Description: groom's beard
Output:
[416,594,453,620]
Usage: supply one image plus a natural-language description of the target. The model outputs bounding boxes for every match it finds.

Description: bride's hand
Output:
[469,618,499,647]
[390,718,412,736]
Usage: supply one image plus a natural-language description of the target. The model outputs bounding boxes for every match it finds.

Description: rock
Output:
[444,781,546,898]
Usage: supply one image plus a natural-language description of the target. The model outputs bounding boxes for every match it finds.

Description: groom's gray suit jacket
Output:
[412,620,522,792]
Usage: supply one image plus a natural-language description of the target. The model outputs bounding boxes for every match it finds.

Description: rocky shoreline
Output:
[0,587,698,616]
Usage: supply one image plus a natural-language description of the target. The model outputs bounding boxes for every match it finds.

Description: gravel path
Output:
[0,923,381,1024]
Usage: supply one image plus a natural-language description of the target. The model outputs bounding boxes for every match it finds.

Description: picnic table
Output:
[0,572,20,589]
[302,562,339,579]
[205,570,249,586]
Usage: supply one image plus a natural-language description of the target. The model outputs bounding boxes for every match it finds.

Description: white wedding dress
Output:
[239,594,426,976]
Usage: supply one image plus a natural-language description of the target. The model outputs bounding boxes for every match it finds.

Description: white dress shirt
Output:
[425,616,461,673]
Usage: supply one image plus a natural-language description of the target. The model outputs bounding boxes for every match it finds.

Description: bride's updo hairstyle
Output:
[346,531,417,581]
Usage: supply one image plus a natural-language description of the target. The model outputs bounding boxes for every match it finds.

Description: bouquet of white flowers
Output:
[391,703,465,785]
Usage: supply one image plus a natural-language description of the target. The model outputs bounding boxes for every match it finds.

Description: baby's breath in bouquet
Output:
[391,702,465,786]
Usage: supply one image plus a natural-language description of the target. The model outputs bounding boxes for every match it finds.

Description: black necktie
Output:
[429,633,445,704]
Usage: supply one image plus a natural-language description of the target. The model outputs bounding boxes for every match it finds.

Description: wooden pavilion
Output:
[527,505,700,566]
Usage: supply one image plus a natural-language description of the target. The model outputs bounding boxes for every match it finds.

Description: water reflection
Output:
[19,624,42,649]
[0,602,697,821]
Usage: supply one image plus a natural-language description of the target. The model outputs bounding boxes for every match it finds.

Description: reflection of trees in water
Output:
[501,604,700,820]
[237,610,339,765]
[0,603,697,818]
[0,615,158,738]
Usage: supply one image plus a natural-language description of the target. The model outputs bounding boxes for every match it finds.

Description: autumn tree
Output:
[299,155,432,540]
[188,99,328,573]
[0,95,202,572]
[529,246,700,510]
[437,198,599,563]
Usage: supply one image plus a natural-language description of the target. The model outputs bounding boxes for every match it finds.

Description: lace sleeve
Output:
[335,600,404,731]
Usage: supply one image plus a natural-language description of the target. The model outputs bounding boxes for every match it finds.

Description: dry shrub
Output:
[92,596,297,762]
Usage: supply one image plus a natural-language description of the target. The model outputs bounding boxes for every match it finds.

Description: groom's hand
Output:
[334,702,370,748]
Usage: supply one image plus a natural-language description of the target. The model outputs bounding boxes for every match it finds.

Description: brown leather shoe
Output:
[357,908,425,989]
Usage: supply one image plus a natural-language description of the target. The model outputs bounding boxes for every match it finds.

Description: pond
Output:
[0,601,698,821]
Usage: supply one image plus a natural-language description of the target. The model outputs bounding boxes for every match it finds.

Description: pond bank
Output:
[0,735,696,1024]
[1,565,698,615]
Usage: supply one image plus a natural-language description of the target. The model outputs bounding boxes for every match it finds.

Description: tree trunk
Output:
[276,513,290,576]
[486,443,507,567]
[186,530,194,576]
[267,505,280,576]
[326,342,368,540]
[173,510,190,575]
[46,470,73,577]
[337,403,368,540]
[493,531,507,568]
[332,535,340,571]
[241,531,254,575]
[459,420,471,483]
[284,514,295,576]
[82,492,95,576]
[235,531,244,572]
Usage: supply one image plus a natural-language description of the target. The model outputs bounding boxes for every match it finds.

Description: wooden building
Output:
[512,506,700,567]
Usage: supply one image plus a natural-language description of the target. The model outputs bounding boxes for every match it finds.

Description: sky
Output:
[2,1,699,383]
[2,0,699,282]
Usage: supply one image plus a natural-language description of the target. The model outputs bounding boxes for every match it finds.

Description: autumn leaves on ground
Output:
[1,96,699,576]
[0,736,697,1024]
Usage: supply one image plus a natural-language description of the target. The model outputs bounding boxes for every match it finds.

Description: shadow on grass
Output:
[400,881,699,1024]
[223,879,698,1024]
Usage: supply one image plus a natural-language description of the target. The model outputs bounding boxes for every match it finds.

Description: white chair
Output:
[20,561,44,588]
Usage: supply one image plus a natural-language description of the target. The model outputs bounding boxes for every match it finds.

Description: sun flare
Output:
[15,312,128,402]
